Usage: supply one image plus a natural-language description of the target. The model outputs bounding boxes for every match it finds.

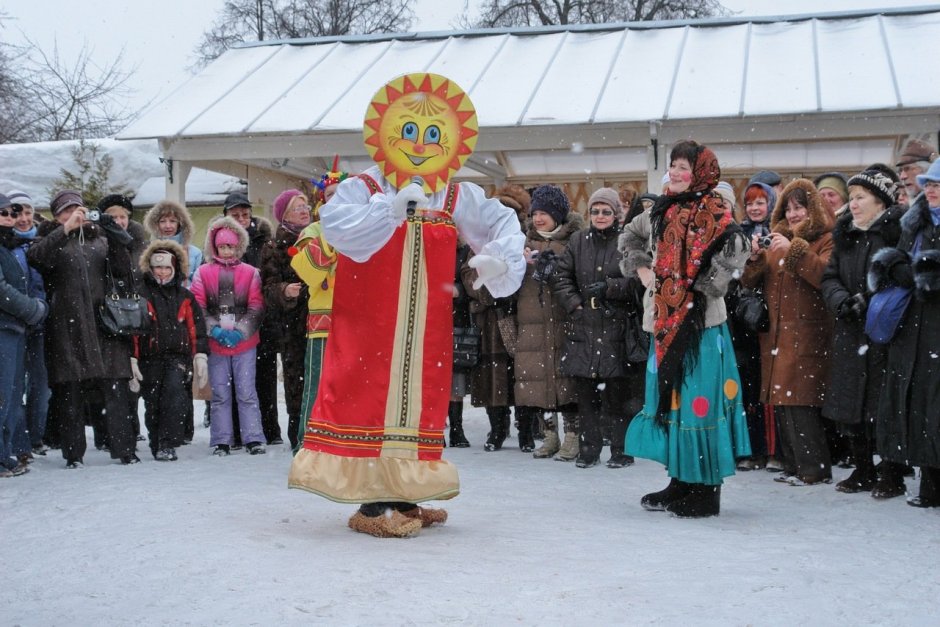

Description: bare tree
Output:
[461,0,728,28]
[193,0,416,68]
[14,39,135,141]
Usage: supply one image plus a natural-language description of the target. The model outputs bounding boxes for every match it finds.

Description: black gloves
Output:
[838,292,867,320]
[583,281,608,300]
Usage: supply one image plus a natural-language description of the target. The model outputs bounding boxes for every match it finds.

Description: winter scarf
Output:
[649,145,738,424]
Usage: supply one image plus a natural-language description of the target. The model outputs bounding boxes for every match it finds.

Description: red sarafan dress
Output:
[288,165,524,504]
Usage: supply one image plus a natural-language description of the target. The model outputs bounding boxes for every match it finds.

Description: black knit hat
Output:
[847,169,898,208]
[529,185,570,225]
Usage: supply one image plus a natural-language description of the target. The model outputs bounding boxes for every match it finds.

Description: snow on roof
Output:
[0,138,243,208]
[119,6,940,141]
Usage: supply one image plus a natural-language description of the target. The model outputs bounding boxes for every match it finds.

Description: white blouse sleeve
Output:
[318,172,402,263]
[452,182,526,298]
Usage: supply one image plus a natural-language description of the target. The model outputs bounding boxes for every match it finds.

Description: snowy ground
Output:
[3,401,938,626]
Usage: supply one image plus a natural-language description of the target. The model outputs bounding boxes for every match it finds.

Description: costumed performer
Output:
[288,72,525,538]
[290,162,348,452]
[618,140,752,518]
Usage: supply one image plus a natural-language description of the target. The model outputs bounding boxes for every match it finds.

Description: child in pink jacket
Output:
[191,217,266,456]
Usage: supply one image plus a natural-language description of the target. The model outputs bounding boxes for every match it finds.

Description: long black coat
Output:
[27,221,132,384]
[876,196,940,467]
[820,207,903,426]
[554,223,639,379]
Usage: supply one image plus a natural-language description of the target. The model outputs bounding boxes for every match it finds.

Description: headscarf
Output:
[649,145,739,424]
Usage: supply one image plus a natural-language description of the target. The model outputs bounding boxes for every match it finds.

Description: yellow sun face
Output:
[364,73,478,193]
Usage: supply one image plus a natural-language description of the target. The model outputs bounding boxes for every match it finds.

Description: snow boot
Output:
[400,505,448,527]
[871,460,906,499]
[348,510,422,538]
[516,408,536,453]
[554,431,579,461]
[246,442,266,455]
[533,419,560,459]
[448,401,470,448]
[665,484,721,518]
[484,407,510,451]
[908,466,940,508]
[641,478,690,511]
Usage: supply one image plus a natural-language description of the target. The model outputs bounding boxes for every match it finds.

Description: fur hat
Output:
[915,159,940,188]
[529,185,570,226]
[847,169,898,208]
[895,139,938,167]
[273,189,305,224]
[97,193,134,216]
[144,199,196,245]
[913,250,940,298]
[6,190,33,208]
[813,173,849,203]
[49,190,84,215]
[588,187,622,213]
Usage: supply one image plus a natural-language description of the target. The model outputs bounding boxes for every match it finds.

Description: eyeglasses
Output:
[288,204,312,212]
[589,208,615,216]
[0,208,22,217]
[924,181,940,189]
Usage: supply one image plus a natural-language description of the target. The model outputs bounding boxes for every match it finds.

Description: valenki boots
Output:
[533,413,560,458]
[665,484,721,518]
[484,407,510,451]
[448,401,470,448]
[640,478,690,511]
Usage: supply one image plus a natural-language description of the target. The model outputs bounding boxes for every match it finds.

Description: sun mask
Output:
[363,73,478,193]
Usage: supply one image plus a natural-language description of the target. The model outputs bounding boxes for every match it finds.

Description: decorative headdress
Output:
[313,155,349,204]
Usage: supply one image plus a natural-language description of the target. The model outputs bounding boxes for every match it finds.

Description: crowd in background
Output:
[2,137,939,510]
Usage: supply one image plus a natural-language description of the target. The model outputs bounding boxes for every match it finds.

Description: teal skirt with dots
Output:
[626,323,751,486]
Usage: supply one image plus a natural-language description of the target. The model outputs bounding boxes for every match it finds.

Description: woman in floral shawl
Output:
[619,140,751,518]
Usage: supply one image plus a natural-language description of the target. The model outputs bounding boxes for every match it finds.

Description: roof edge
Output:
[233,5,940,48]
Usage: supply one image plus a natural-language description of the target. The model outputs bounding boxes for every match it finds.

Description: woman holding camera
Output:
[742,179,835,486]
[511,185,582,457]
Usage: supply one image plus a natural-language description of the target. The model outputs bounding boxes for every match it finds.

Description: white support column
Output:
[162,158,192,207]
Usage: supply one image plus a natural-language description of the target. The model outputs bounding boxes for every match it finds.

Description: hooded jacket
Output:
[136,239,209,360]
[144,200,204,279]
[190,217,264,356]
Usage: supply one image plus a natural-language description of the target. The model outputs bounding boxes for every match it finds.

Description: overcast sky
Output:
[2,1,933,115]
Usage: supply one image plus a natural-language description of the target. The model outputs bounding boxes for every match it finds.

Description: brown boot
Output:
[348,510,422,538]
[400,506,448,527]
[533,429,560,458]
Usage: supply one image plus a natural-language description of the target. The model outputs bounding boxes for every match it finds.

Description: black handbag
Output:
[623,311,650,363]
[453,325,481,369]
[98,261,150,337]
[734,286,769,333]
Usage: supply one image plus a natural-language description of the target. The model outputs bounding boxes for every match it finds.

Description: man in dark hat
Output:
[895,138,939,202]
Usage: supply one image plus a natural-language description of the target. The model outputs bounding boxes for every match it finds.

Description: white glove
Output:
[129,357,143,393]
[193,353,208,390]
[391,182,429,222]
[468,254,508,290]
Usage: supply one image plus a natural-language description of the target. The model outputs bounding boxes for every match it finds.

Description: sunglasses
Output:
[589,208,615,216]
[0,208,22,217]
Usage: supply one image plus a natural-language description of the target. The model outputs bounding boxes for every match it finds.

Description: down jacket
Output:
[554,221,641,379]
[190,217,264,356]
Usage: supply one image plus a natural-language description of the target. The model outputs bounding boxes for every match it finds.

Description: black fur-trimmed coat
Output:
[874,193,940,467]
[819,205,903,426]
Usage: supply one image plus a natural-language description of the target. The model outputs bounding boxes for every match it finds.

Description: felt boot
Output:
[641,478,690,511]
[665,483,721,518]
